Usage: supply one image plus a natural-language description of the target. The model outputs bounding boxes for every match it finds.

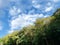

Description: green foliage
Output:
[1,8,60,45]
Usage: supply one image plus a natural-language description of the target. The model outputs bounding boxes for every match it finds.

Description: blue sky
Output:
[0,0,60,38]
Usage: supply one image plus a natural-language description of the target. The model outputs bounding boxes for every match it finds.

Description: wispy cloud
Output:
[53,0,60,3]
[32,0,41,9]
[9,6,21,16]
[9,13,48,30]
[45,6,53,12]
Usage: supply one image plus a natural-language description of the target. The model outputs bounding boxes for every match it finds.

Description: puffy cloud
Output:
[45,6,53,12]
[9,13,46,30]
[10,15,25,30]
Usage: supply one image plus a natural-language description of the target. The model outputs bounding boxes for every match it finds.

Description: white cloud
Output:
[53,0,60,2]
[9,6,17,16]
[8,30,14,34]
[33,4,41,9]
[9,14,45,30]
[9,6,49,30]
[9,6,22,20]
[9,0,51,30]
[10,15,25,30]
[32,0,41,9]
[45,6,53,12]
[9,6,21,16]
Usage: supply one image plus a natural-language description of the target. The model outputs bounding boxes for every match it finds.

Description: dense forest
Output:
[0,9,60,45]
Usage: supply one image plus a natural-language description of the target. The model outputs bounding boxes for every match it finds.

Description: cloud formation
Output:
[8,0,60,32]
[9,13,49,30]
[0,0,60,34]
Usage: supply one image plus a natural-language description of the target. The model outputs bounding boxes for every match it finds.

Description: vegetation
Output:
[0,9,60,45]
